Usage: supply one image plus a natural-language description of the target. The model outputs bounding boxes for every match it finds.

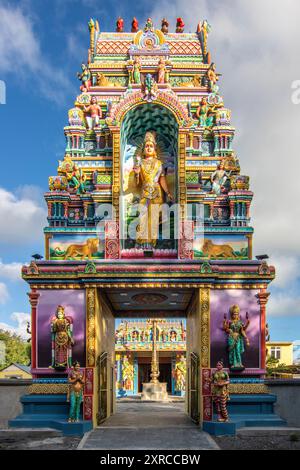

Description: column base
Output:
[141,382,169,402]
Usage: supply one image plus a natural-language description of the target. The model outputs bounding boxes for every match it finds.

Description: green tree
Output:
[0,329,30,369]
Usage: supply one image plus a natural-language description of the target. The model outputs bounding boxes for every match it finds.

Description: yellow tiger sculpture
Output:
[202,239,237,259]
[64,238,99,260]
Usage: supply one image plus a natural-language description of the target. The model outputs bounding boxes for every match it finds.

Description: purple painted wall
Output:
[210,289,260,369]
[37,289,86,368]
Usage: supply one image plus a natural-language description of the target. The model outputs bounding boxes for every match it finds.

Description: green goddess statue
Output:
[223,304,250,371]
[67,362,85,422]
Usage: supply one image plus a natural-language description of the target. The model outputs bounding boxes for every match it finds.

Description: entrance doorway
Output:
[97,287,201,427]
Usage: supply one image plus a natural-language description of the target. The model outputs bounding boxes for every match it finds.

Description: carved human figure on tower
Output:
[157,58,167,84]
[197,20,212,63]
[196,97,214,127]
[50,305,74,369]
[207,62,219,93]
[223,305,250,371]
[134,131,173,248]
[132,57,141,84]
[84,96,102,130]
[77,63,91,92]
[67,361,84,422]
[210,161,230,195]
[59,157,86,194]
[211,361,230,422]
[143,74,158,101]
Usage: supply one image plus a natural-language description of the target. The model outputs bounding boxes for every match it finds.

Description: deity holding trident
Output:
[133,131,173,248]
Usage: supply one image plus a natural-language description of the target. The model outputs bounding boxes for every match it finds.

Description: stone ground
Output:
[0,429,81,450]
[1,401,300,450]
[214,427,300,451]
[79,400,219,450]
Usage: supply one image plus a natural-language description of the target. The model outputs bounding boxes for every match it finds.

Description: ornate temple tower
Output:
[16,17,277,435]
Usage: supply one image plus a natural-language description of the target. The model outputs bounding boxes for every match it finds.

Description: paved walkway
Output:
[79,401,219,450]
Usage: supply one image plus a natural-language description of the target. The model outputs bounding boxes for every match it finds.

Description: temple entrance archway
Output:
[94,285,204,429]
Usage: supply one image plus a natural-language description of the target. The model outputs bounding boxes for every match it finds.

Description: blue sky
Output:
[0,0,300,343]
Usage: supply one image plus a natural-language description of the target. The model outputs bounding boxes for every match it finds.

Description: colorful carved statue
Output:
[58,157,86,194]
[68,106,85,126]
[122,355,134,391]
[157,58,167,84]
[116,17,124,33]
[161,18,169,34]
[173,355,186,392]
[132,58,141,84]
[49,176,68,191]
[207,62,219,93]
[176,18,185,33]
[195,97,214,127]
[67,361,85,422]
[143,74,158,101]
[134,131,173,248]
[144,18,154,32]
[131,17,139,33]
[77,63,91,92]
[64,237,99,260]
[202,239,237,259]
[211,361,230,422]
[50,305,74,369]
[197,20,212,63]
[210,161,230,195]
[84,95,102,130]
[223,305,250,371]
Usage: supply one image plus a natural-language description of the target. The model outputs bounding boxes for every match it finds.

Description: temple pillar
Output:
[229,200,235,218]
[27,289,40,372]
[47,201,53,218]
[63,202,68,218]
[246,201,251,219]
[256,290,270,371]
[186,287,210,425]
[91,288,115,427]
[111,128,121,226]
[83,202,89,220]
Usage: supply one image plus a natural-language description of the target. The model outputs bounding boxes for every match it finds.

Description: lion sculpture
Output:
[64,238,99,260]
[202,239,237,259]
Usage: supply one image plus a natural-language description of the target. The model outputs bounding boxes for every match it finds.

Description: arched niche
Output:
[120,103,179,255]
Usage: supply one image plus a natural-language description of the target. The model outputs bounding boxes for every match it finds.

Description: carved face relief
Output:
[144,141,156,157]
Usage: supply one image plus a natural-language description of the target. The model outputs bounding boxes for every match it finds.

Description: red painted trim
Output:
[28,289,40,372]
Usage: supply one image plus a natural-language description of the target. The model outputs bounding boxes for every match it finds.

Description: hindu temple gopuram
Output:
[11,17,284,436]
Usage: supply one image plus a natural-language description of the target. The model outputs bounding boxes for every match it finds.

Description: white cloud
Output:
[0,5,74,103]
[0,186,46,245]
[0,312,30,339]
[0,283,9,304]
[268,292,300,318]
[0,260,23,281]
[0,6,40,73]
[269,256,300,289]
